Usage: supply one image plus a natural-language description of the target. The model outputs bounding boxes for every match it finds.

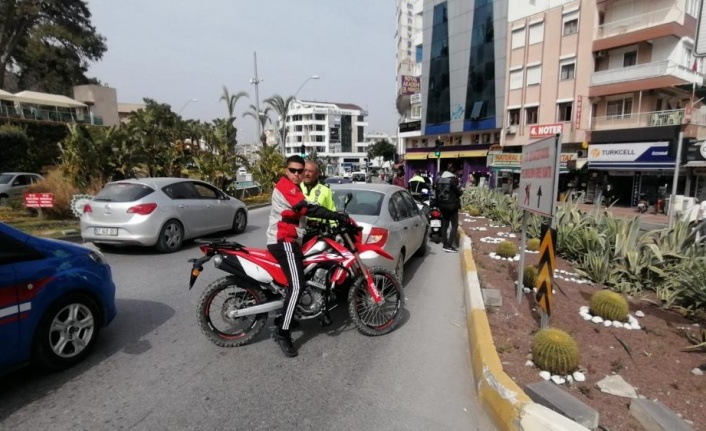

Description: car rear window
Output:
[333,189,384,216]
[0,174,12,184]
[94,183,154,202]
[351,174,366,182]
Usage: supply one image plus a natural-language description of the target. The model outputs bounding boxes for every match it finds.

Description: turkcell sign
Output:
[519,136,559,217]
[587,142,674,168]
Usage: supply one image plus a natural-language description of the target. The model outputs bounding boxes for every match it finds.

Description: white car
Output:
[0,172,44,205]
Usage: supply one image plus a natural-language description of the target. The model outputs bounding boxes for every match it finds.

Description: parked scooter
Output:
[636,193,648,213]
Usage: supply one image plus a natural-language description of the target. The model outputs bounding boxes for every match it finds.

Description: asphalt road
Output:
[0,206,493,431]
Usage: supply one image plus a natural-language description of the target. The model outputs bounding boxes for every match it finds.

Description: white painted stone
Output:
[579,306,589,313]
[627,315,638,324]
[596,375,638,398]
[603,320,613,327]
[691,368,704,376]
[523,287,531,293]
[582,314,593,321]
[525,360,535,368]
[539,371,551,380]
[551,375,566,385]
[591,316,604,324]
[630,322,641,330]
[612,321,623,328]
[572,371,586,382]
[635,310,645,318]
[566,375,574,384]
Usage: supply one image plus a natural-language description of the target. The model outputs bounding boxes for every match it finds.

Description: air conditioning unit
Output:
[506,125,517,134]
[594,50,607,58]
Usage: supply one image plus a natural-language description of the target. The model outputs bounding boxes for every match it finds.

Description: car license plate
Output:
[95,227,118,236]
[430,220,441,228]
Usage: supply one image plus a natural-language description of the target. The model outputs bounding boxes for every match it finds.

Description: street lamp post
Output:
[178,98,198,115]
[250,51,264,145]
[282,75,319,154]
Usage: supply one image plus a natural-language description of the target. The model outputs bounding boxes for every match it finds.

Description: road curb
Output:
[459,231,589,431]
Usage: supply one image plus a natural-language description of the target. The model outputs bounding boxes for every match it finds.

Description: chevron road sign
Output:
[535,223,557,319]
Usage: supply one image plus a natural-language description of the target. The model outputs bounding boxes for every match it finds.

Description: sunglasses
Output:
[288,167,304,175]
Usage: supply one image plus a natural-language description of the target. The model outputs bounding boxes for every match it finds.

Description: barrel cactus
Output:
[496,240,518,258]
[531,328,580,375]
[590,290,629,322]
[467,206,481,217]
[527,238,541,252]
[523,265,538,288]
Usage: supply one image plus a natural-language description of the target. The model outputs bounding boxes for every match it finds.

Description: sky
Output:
[86,0,398,144]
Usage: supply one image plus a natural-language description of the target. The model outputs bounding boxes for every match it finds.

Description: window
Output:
[416,45,423,63]
[560,60,575,80]
[509,69,523,90]
[390,192,412,220]
[525,107,538,125]
[511,27,525,49]
[315,124,325,131]
[315,135,324,142]
[563,11,579,36]
[606,99,633,118]
[315,114,325,120]
[557,102,573,122]
[164,182,197,200]
[295,125,303,132]
[357,115,365,121]
[528,22,544,44]
[192,182,219,199]
[411,105,422,118]
[508,109,520,125]
[526,65,541,86]
[400,192,421,216]
[623,51,637,67]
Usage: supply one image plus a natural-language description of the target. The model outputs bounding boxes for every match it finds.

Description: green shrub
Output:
[496,240,518,258]
[467,206,481,217]
[590,290,629,322]
[527,238,540,251]
[523,265,538,288]
[531,328,580,375]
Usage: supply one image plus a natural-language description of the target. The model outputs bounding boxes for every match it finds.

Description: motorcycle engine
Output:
[295,268,332,320]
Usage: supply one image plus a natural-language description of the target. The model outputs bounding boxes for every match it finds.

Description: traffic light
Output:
[300,144,306,157]
[435,138,444,158]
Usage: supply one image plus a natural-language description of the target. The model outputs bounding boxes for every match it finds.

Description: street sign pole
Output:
[516,210,528,303]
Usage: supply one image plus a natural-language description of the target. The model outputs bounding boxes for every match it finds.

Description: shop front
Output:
[683,140,706,201]
[404,146,490,185]
[587,141,680,206]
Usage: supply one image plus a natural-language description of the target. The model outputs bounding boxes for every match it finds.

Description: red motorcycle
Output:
[188,200,404,347]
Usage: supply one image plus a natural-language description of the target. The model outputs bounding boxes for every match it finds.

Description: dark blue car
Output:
[0,222,116,374]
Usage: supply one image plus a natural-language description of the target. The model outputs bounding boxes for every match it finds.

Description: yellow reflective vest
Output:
[300,182,337,225]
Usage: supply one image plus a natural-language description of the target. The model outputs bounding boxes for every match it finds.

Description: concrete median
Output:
[459,232,589,431]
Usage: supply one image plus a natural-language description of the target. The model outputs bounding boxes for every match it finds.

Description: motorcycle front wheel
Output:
[197,276,268,347]
[348,266,404,336]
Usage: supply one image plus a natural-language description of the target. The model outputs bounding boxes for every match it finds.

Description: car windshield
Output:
[333,189,384,216]
[94,183,154,202]
[0,174,13,184]
[351,174,366,182]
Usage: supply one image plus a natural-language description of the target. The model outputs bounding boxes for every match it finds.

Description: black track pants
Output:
[440,209,459,248]
[267,240,305,331]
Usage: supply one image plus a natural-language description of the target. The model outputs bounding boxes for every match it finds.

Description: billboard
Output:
[400,76,421,95]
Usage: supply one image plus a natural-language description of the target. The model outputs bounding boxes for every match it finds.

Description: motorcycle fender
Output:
[236,256,274,283]
[357,244,394,260]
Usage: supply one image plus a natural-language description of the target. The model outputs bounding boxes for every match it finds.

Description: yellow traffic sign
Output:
[535,224,557,317]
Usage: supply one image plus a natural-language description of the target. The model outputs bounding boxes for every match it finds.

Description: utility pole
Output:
[250,51,263,145]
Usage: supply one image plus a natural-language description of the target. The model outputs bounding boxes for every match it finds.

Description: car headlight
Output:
[88,250,108,265]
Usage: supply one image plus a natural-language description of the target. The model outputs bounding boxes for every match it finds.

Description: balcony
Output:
[0,104,103,125]
[413,63,422,77]
[590,109,706,131]
[592,60,701,86]
[596,7,683,39]
[412,1,422,16]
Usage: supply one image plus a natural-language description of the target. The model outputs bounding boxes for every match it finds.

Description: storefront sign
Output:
[529,123,564,139]
[490,153,522,166]
[398,120,421,133]
[410,93,422,104]
[574,96,582,130]
[588,142,673,167]
[400,76,421,95]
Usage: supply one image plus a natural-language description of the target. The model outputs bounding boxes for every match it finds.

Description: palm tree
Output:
[243,104,272,146]
[252,144,285,193]
[220,87,249,124]
[264,94,295,151]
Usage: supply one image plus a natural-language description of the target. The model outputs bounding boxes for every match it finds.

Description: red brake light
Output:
[127,203,158,215]
[366,227,389,246]
[430,210,441,218]
[83,203,93,214]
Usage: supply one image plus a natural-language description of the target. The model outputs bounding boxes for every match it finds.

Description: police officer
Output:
[408,170,426,198]
[301,160,337,241]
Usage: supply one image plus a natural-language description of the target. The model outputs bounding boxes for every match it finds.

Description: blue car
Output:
[0,222,116,374]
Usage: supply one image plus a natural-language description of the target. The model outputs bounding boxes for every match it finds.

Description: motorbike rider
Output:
[268,155,351,357]
[301,160,337,243]
[435,163,464,253]
[408,170,426,200]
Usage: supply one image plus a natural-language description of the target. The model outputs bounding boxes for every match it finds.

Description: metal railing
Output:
[0,104,103,125]
[590,109,706,130]
[591,60,702,86]
[596,6,683,39]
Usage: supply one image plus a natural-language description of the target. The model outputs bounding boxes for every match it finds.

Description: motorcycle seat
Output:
[244,248,278,263]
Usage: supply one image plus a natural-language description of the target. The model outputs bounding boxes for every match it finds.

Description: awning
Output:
[0,89,16,100]
[404,153,428,160]
[457,150,489,158]
[437,151,458,159]
[684,161,706,168]
[13,90,87,108]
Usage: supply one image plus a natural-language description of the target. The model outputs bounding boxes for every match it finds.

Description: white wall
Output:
[507,0,575,22]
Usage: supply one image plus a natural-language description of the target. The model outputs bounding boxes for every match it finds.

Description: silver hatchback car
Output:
[81,178,248,252]
[331,183,428,284]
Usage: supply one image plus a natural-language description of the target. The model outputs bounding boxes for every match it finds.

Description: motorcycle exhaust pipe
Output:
[226,300,284,318]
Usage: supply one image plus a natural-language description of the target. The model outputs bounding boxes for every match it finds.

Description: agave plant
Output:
[658,256,706,310]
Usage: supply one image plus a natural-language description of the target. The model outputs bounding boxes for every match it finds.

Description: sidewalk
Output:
[574,203,668,230]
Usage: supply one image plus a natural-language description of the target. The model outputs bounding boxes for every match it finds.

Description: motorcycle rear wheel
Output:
[348,266,404,336]
[197,276,268,347]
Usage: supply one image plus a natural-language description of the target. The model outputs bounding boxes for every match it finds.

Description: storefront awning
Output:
[457,150,488,158]
[404,153,428,160]
[0,89,16,101]
[13,90,87,108]
[684,161,706,168]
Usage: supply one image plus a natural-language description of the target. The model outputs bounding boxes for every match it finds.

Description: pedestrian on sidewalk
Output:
[435,163,464,253]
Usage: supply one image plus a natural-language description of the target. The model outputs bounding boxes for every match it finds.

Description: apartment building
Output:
[284,100,369,174]
[502,0,706,206]
[398,0,509,186]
